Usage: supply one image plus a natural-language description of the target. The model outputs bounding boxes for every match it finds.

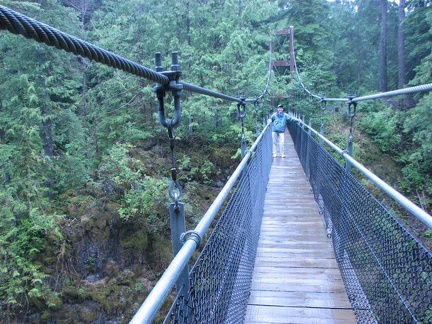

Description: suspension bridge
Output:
[1,5,432,323]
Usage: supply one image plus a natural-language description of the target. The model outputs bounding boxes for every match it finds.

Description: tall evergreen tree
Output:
[0,1,85,317]
[405,0,432,83]
[380,0,388,91]
[398,0,407,88]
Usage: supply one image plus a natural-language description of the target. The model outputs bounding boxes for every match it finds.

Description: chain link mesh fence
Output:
[164,127,272,323]
[289,122,432,323]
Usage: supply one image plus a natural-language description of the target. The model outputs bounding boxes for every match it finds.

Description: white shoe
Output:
[282,154,285,158]
[273,153,277,158]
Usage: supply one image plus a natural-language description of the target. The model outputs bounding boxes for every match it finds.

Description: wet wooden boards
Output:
[245,132,357,324]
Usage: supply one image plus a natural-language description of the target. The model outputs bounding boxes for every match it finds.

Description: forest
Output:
[0,0,431,322]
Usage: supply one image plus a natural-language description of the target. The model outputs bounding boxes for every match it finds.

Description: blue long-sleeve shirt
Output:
[270,112,291,133]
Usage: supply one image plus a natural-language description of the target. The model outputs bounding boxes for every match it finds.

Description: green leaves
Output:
[97,144,169,226]
[361,106,402,154]
[0,207,63,318]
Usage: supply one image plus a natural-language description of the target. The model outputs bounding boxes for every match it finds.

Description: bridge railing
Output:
[289,120,432,323]
[131,125,272,323]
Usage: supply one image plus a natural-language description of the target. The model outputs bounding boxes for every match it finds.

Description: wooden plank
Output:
[252,258,339,269]
[245,132,357,323]
[248,290,353,308]
[245,305,355,324]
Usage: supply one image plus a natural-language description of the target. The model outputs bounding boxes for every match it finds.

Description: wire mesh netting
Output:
[164,127,272,323]
[289,122,432,323]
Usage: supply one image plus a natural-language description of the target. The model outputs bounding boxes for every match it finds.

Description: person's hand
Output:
[267,118,272,124]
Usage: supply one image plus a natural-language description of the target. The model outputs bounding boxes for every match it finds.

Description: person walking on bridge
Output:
[269,104,291,158]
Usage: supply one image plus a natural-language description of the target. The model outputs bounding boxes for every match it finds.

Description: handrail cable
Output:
[352,83,432,102]
[293,117,432,229]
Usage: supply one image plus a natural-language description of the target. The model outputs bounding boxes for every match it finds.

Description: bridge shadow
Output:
[245,131,358,323]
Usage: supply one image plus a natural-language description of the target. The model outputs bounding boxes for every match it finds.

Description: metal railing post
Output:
[345,97,356,173]
[169,203,191,322]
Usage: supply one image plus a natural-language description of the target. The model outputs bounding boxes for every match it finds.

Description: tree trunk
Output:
[379,0,388,92]
[186,1,191,46]
[41,104,54,198]
[0,99,11,184]
[398,0,406,89]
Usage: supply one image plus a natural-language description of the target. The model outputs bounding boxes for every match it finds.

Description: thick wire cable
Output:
[0,5,276,105]
[3,3,431,116]
[255,44,273,101]
[0,5,170,85]
[353,83,432,102]
[290,40,321,100]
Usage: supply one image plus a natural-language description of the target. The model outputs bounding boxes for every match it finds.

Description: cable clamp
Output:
[180,230,202,248]
[237,96,247,119]
[320,97,327,111]
[347,96,357,118]
[154,52,183,129]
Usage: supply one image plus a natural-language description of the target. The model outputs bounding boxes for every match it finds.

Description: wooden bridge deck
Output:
[245,132,357,324]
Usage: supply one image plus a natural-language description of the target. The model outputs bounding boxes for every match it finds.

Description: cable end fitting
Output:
[341,149,350,157]
[171,51,181,73]
[155,52,163,72]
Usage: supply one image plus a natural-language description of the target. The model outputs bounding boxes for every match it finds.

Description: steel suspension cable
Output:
[288,26,432,103]
[290,37,321,100]
[254,42,274,101]
[0,5,253,104]
[180,82,241,103]
[0,5,169,85]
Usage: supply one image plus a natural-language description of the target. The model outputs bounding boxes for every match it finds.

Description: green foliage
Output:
[0,205,64,318]
[393,7,432,200]
[360,107,402,153]
[405,6,432,82]
[425,230,432,239]
[120,176,168,229]
[97,144,169,228]
[179,155,218,185]
[0,2,84,319]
